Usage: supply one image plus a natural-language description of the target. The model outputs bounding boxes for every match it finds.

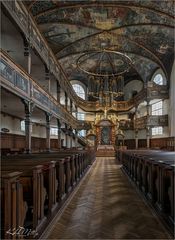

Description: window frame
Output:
[151,100,163,116]
[72,83,85,100]
[153,73,164,85]
[50,127,58,136]
[152,126,163,136]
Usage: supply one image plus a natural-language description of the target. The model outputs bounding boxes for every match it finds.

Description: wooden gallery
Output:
[0,1,175,239]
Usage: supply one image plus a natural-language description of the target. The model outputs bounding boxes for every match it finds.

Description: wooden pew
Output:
[117,149,175,234]
[1,171,28,239]
[1,164,49,234]
[1,149,95,239]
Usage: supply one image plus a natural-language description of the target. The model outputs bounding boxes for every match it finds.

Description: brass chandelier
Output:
[77,49,132,107]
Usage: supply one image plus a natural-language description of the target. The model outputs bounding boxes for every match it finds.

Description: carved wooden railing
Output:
[76,83,168,112]
[0,51,79,128]
[1,0,80,104]
[2,1,169,114]
[134,115,168,129]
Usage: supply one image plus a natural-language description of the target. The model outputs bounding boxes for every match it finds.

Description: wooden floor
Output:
[46,157,171,239]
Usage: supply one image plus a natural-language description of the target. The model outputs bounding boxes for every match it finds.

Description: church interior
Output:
[1,0,175,239]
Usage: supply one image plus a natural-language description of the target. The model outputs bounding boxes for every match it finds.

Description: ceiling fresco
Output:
[24,0,175,89]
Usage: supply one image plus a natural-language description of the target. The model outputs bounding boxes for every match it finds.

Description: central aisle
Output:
[47,157,170,239]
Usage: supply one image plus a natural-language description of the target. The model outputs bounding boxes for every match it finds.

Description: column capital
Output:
[21,100,35,115]
[57,118,62,128]
[45,112,52,123]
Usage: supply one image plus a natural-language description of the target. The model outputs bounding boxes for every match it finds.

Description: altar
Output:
[95,119,116,146]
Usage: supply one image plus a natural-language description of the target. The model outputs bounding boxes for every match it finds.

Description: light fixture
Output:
[77,49,132,109]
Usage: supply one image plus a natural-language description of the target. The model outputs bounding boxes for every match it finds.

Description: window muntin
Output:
[50,127,58,136]
[153,74,163,85]
[151,101,163,116]
[152,127,163,136]
[72,84,85,99]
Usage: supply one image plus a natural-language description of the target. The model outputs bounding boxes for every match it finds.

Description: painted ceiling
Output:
[24,0,174,87]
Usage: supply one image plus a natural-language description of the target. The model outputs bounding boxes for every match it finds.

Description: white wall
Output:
[124,130,134,139]
[1,113,53,139]
[138,129,147,139]
[32,124,46,138]
[124,80,143,101]
[1,113,25,135]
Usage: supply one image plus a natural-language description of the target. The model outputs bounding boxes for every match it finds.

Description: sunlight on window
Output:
[72,84,85,99]
[151,101,163,116]
[21,120,25,131]
[50,127,58,136]
[153,74,163,85]
[21,120,32,132]
[152,127,163,136]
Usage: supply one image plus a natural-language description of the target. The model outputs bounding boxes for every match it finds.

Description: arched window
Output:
[72,84,85,99]
[153,74,163,85]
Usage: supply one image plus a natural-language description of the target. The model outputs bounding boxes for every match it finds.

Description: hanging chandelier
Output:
[76,49,132,108]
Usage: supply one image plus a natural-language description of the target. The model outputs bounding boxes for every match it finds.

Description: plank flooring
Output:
[47,157,171,239]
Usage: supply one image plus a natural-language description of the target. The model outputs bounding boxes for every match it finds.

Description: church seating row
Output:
[1,150,96,239]
[117,149,174,234]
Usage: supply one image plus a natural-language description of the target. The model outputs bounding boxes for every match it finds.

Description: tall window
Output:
[153,74,163,85]
[21,120,32,132]
[50,127,58,136]
[152,127,163,136]
[21,120,25,131]
[72,84,85,99]
[77,112,86,136]
[151,101,163,115]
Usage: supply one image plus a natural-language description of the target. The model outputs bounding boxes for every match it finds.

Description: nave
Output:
[46,157,170,239]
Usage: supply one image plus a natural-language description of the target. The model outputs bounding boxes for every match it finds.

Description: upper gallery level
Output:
[1,0,174,114]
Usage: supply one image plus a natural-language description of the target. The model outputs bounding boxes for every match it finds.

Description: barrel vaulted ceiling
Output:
[24,0,174,86]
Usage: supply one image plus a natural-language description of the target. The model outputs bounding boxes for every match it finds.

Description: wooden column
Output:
[135,106,139,149]
[75,129,78,148]
[69,127,73,148]
[45,65,50,93]
[45,113,51,152]
[65,124,68,148]
[57,119,62,149]
[70,100,73,114]
[22,100,35,154]
[23,35,31,75]
[65,92,68,110]
[56,82,61,104]
[146,100,150,149]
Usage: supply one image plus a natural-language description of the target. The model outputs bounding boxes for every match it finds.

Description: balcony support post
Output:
[75,130,78,148]
[134,106,139,149]
[57,119,62,150]
[146,100,150,149]
[57,82,61,103]
[45,113,51,152]
[70,100,73,115]
[65,124,68,148]
[45,65,50,93]
[22,100,35,153]
[65,92,68,110]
